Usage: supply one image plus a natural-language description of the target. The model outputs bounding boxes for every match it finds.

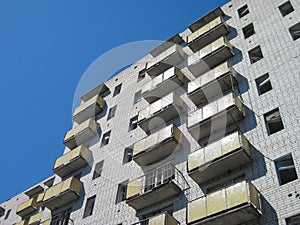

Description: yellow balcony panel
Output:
[81,83,108,102]
[188,92,244,142]
[40,219,51,225]
[133,212,179,225]
[133,124,183,166]
[42,177,82,210]
[73,95,106,124]
[188,37,233,77]
[138,92,184,133]
[28,211,44,225]
[188,131,251,184]
[16,198,38,217]
[36,192,44,206]
[53,145,91,177]
[15,220,28,225]
[188,62,238,106]
[187,180,261,225]
[63,118,99,149]
[126,164,184,210]
[142,67,187,103]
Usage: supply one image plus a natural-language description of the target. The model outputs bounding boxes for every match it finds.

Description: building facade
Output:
[1,0,300,224]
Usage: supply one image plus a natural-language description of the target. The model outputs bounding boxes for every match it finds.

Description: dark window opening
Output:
[83,196,96,218]
[264,108,284,135]
[115,180,128,204]
[107,105,117,120]
[242,23,255,39]
[123,148,133,164]
[275,154,298,185]
[289,22,300,41]
[134,90,142,104]
[249,46,263,64]
[129,116,138,131]
[4,209,10,220]
[138,69,146,81]
[113,84,122,97]
[101,131,111,146]
[255,73,272,95]
[286,214,300,225]
[279,1,294,17]
[238,5,249,18]
[92,160,104,180]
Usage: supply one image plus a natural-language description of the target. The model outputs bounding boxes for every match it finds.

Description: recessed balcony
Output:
[187,180,261,225]
[187,92,244,142]
[142,67,186,103]
[138,92,183,133]
[42,177,83,210]
[188,131,251,184]
[133,124,183,166]
[63,118,99,149]
[28,211,44,225]
[132,212,179,225]
[188,62,238,106]
[188,37,233,77]
[53,145,91,177]
[16,198,38,218]
[126,163,185,210]
[73,95,106,124]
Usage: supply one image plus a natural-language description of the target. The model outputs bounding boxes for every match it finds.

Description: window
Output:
[248,46,263,64]
[4,209,10,220]
[275,154,298,185]
[138,69,146,81]
[238,4,249,18]
[279,1,294,17]
[113,84,122,97]
[101,131,111,146]
[134,90,142,104]
[129,115,138,131]
[115,180,128,204]
[107,105,117,120]
[289,22,300,41]
[286,214,300,225]
[92,160,104,180]
[242,23,255,39]
[264,108,284,135]
[83,196,96,218]
[52,208,71,224]
[255,73,272,95]
[123,148,133,164]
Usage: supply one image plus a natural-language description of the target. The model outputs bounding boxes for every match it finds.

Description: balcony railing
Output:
[142,67,186,103]
[16,198,38,217]
[72,95,106,124]
[126,163,185,210]
[188,37,233,77]
[188,62,237,106]
[132,212,179,225]
[188,131,251,184]
[40,216,73,225]
[53,145,91,177]
[41,177,82,210]
[187,180,261,225]
[138,92,183,133]
[188,92,244,142]
[28,211,44,225]
[188,16,229,52]
[133,124,183,166]
[63,118,99,149]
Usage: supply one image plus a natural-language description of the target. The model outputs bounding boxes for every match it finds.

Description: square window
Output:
[275,154,298,185]
[101,131,111,146]
[255,73,272,95]
[242,23,255,39]
[289,22,300,41]
[107,105,117,120]
[286,214,300,225]
[83,196,96,218]
[249,46,263,64]
[238,4,249,18]
[134,90,142,104]
[123,148,133,164]
[264,108,284,135]
[279,1,294,17]
[129,116,138,131]
[113,84,122,97]
[92,160,104,180]
[115,180,128,204]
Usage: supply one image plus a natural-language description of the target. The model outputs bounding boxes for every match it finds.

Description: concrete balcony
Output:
[188,62,237,106]
[187,92,244,142]
[73,95,106,124]
[53,145,91,177]
[81,83,108,102]
[15,220,28,225]
[126,163,185,210]
[132,212,179,225]
[16,198,38,218]
[188,131,251,184]
[187,180,261,225]
[42,177,82,210]
[28,211,44,225]
[188,16,229,52]
[133,124,183,166]
[142,67,186,103]
[138,92,183,133]
[188,37,233,77]
[63,118,99,149]
[36,192,44,206]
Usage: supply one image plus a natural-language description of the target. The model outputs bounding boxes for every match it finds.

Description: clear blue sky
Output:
[0,0,229,203]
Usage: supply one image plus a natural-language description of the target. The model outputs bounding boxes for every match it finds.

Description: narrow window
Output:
[275,154,298,185]
[92,160,104,180]
[279,1,294,17]
[286,214,300,225]
[242,23,255,39]
[101,131,111,146]
[264,108,284,135]
[113,84,122,97]
[4,209,10,220]
[129,115,138,131]
[107,105,117,120]
[123,148,133,164]
[115,180,128,204]
[83,196,96,218]
[249,46,263,64]
[138,69,146,81]
[255,73,272,95]
[289,22,300,41]
[238,4,249,18]
[134,90,142,104]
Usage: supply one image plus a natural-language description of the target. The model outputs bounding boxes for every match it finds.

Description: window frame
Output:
[107,105,117,120]
[101,131,111,146]
[248,46,264,64]
[289,22,300,41]
[255,73,273,95]
[264,108,284,135]
[242,23,255,39]
[278,1,294,17]
[83,195,96,218]
[275,153,298,185]
[238,4,249,18]
[92,160,104,180]
[113,84,122,97]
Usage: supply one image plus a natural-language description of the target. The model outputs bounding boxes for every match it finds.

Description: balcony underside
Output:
[73,102,104,124]
[54,155,89,178]
[43,191,80,210]
[64,128,97,150]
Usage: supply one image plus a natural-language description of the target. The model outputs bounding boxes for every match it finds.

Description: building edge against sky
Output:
[1,0,300,224]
